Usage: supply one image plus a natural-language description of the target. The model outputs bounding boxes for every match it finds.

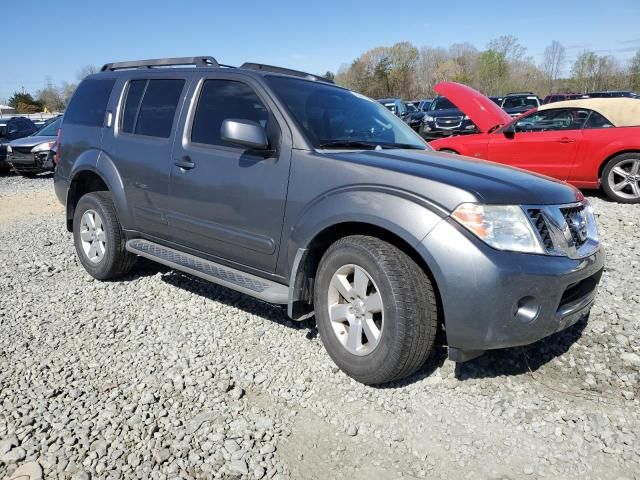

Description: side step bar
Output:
[126,239,289,304]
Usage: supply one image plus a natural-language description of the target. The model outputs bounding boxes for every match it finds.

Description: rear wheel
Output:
[314,235,437,385]
[602,153,640,203]
[73,191,136,280]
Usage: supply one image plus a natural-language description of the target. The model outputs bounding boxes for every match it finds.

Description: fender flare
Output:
[285,187,446,318]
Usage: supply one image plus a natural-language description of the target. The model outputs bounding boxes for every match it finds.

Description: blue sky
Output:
[1,0,639,100]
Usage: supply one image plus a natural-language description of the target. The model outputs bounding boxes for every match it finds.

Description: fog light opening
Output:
[514,296,540,323]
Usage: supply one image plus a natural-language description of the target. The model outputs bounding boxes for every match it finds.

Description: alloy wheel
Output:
[79,209,107,263]
[608,158,640,200]
[327,264,384,356]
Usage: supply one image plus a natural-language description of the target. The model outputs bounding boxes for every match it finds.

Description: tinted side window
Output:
[134,79,185,138]
[584,111,614,129]
[65,79,115,127]
[121,80,146,134]
[191,80,269,147]
[515,108,589,132]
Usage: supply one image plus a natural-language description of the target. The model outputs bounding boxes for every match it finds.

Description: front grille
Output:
[11,146,33,154]
[435,116,463,129]
[560,205,588,247]
[527,209,553,250]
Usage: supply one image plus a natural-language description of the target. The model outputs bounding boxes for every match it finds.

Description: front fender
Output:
[287,187,446,271]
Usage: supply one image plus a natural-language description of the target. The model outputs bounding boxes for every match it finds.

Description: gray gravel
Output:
[0,175,639,479]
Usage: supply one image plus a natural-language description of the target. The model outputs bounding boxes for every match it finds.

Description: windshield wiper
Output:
[376,142,426,150]
[317,140,379,150]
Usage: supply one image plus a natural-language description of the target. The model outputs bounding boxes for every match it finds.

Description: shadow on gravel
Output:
[160,270,313,330]
[454,315,589,380]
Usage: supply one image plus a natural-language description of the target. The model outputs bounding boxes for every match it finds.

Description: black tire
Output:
[314,235,437,385]
[73,191,136,280]
[601,152,640,204]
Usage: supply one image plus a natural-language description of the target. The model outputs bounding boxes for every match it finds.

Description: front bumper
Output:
[418,218,604,359]
[8,150,55,173]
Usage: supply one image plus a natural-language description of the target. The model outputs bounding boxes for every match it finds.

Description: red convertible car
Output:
[430,82,640,203]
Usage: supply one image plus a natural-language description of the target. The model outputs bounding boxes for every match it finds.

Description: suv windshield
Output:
[502,96,539,109]
[35,117,61,136]
[429,97,457,111]
[264,76,427,150]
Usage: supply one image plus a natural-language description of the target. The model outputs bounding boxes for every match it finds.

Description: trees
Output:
[476,50,508,95]
[540,41,566,94]
[8,92,43,114]
[629,50,640,91]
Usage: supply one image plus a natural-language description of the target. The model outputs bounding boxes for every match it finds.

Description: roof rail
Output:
[101,56,219,72]
[240,63,334,84]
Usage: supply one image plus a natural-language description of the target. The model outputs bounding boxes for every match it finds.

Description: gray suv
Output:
[54,56,604,385]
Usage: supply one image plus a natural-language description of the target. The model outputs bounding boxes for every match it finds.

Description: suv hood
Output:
[434,82,511,133]
[9,135,56,148]
[328,149,579,211]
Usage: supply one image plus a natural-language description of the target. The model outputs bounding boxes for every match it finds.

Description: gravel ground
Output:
[0,172,638,480]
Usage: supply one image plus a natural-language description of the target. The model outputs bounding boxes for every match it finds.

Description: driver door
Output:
[488,108,585,181]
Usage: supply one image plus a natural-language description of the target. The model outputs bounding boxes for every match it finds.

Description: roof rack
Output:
[101,56,219,72]
[240,63,334,84]
[506,91,535,96]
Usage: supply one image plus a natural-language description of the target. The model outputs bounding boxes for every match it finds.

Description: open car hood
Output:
[434,82,512,133]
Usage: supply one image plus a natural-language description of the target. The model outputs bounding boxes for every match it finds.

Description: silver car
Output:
[8,116,60,176]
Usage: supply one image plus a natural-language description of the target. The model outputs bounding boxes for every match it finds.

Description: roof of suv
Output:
[97,56,337,86]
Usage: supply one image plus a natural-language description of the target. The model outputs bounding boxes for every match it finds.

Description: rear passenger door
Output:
[168,75,292,273]
[102,75,190,238]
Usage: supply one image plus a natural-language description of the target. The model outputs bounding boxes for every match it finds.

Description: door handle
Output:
[174,156,195,170]
[556,137,576,143]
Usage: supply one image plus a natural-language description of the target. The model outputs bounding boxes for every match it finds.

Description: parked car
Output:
[419,95,477,140]
[489,96,503,105]
[542,93,585,104]
[586,91,639,98]
[404,99,432,132]
[430,82,640,203]
[0,117,38,169]
[377,97,408,119]
[7,116,61,176]
[501,92,541,117]
[54,57,603,384]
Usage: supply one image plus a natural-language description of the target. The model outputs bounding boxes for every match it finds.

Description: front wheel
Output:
[601,153,640,203]
[314,235,437,385]
[73,191,136,280]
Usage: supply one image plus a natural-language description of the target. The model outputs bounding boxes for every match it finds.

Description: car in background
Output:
[429,82,640,203]
[0,117,38,169]
[419,95,477,140]
[586,91,639,99]
[7,116,61,176]
[489,96,503,105]
[501,92,541,117]
[404,99,432,132]
[377,98,408,119]
[542,93,585,104]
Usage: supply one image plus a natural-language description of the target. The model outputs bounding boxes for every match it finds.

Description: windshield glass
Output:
[502,96,539,109]
[429,97,457,111]
[265,76,427,150]
[35,117,61,136]
[405,103,417,112]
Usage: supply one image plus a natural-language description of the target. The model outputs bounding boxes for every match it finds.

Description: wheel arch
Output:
[598,149,640,179]
[287,220,445,330]
[66,152,129,231]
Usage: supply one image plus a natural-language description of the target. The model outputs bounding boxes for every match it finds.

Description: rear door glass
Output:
[65,79,116,126]
[120,79,185,138]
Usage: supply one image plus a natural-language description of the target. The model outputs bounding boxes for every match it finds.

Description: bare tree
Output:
[488,35,527,63]
[77,65,99,81]
[540,41,566,94]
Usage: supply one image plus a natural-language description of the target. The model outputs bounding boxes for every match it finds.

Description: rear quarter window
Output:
[64,79,115,127]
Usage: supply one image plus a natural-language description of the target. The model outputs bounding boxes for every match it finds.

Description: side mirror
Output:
[221,119,269,150]
[502,123,516,137]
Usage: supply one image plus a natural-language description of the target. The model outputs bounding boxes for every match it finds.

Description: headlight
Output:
[452,203,544,254]
[31,141,56,153]
[423,115,434,123]
[463,115,470,120]
[6,145,11,154]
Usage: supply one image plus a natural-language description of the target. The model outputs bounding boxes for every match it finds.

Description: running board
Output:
[126,239,289,304]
